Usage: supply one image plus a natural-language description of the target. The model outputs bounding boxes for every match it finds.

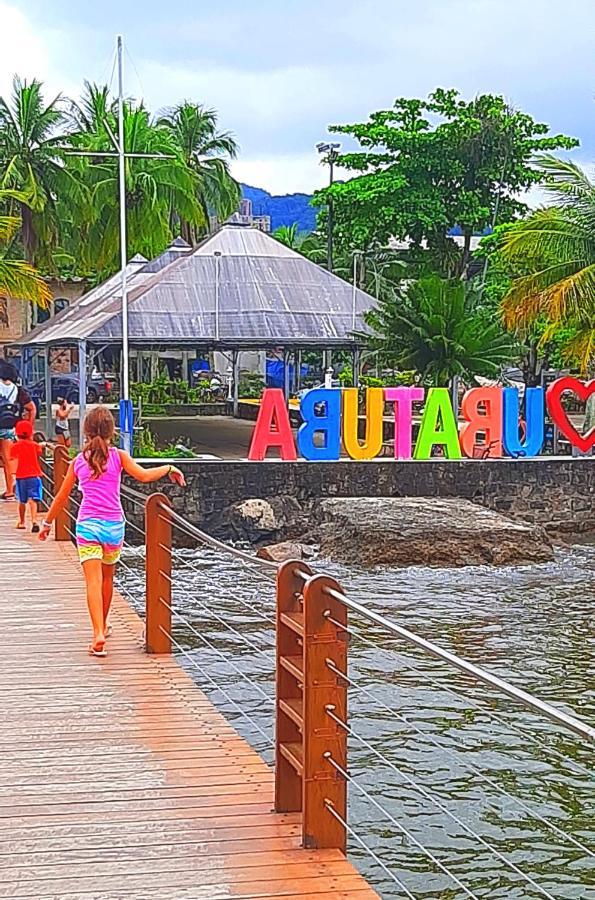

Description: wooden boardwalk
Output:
[0,503,377,899]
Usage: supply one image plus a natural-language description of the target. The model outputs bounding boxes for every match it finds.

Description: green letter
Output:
[414,388,462,459]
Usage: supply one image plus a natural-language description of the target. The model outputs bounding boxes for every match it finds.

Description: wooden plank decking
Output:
[0,503,377,899]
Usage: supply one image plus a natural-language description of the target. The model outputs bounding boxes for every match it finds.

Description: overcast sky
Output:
[1,0,593,194]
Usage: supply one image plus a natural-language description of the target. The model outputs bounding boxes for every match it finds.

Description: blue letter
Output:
[502,387,544,457]
[297,388,341,461]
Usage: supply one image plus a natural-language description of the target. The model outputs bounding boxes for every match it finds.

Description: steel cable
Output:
[163,627,274,751]
[325,613,594,779]
[324,801,417,899]
[325,713,558,900]
[325,661,594,859]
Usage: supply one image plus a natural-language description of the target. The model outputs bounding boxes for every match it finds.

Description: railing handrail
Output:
[123,479,595,746]
[321,584,595,745]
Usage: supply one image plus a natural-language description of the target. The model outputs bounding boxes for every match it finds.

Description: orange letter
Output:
[248,389,297,460]
[459,387,503,458]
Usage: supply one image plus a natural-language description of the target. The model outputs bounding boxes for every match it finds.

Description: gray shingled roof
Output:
[18,226,373,348]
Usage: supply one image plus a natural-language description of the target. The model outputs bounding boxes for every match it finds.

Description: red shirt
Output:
[11,440,43,479]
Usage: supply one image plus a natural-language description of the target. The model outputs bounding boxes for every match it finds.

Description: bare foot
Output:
[15,522,25,530]
[89,635,107,657]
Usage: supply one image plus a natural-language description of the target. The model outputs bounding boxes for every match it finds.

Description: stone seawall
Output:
[123,457,595,538]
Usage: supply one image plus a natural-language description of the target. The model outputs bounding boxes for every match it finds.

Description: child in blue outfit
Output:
[10,419,45,532]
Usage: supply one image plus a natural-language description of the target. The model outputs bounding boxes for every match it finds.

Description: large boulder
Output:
[316,497,553,568]
[229,496,306,544]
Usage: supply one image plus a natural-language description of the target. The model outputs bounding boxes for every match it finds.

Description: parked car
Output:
[30,372,114,406]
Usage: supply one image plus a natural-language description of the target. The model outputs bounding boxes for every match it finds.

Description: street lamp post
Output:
[316,141,341,273]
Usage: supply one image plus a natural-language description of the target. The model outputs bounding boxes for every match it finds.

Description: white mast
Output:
[117,35,130,423]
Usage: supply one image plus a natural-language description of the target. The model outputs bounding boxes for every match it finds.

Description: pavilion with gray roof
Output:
[16,224,376,431]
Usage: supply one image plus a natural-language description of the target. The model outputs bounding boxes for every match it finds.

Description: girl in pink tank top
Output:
[40,407,185,657]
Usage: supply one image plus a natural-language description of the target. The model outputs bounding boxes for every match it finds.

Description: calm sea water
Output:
[118,540,595,899]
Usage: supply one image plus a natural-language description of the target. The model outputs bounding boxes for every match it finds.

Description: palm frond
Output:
[0,259,51,308]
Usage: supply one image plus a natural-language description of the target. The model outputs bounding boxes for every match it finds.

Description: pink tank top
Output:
[74,446,124,522]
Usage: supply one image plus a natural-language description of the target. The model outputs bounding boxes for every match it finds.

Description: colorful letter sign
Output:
[247,378,595,461]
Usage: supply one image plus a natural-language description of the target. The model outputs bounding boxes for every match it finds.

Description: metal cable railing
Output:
[42,462,593,898]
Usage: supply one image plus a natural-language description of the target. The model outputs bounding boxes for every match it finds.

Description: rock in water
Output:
[317,498,553,568]
[229,496,305,543]
[256,541,315,563]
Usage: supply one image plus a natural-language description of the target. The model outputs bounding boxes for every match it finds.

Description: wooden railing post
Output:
[302,574,347,853]
[145,493,172,654]
[275,559,312,813]
[53,445,70,542]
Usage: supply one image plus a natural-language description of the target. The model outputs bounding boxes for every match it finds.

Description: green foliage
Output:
[314,89,577,277]
[364,275,516,385]
[130,375,216,407]
[134,426,197,459]
[337,366,416,387]
[0,77,239,280]
[238,371,265,399]
[477,224,584,380]
[157,101,240,243]
[498,156,595,373]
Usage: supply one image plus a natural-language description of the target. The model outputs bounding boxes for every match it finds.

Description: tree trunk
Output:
[20,203,36,265]
[457,230,473,279]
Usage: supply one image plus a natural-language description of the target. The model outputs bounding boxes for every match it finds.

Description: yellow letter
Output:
[342,388,384,460]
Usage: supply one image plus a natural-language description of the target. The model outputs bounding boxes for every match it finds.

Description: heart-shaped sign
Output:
[546,377,595,453]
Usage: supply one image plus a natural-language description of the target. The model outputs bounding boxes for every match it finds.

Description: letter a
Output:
[248,389,297,460]
[414,388,462,459]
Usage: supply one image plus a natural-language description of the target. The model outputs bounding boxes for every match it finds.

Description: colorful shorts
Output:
[15,476,43,503]
[75,518,125,565]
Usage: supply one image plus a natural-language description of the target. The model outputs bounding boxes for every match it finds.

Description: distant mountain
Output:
[241,184,318,232]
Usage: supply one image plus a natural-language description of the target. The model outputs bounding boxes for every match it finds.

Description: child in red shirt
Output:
[11,420,45,532]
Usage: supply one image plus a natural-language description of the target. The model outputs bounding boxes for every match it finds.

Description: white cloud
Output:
[232,153,352,195]
[1,0,594,196]
[0,1,79,102]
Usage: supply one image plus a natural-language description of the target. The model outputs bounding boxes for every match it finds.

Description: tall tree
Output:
[364,275,515,385]
[70,102,205,274]
[158,102,240,243]
[0,76,79,266]
[315,90,576,277]
[499,156,595,373]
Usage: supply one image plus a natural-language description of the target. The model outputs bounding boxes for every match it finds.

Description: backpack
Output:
[0,382,19,430]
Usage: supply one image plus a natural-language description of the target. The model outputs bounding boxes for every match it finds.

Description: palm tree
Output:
[71,102,205,274]
[0,76,78,266]
[273,223,301,249]
[68,81,113,134]
[158,102,240,242]
[500,156,595,372]
[365,275,515,385]
[0,190,52,309]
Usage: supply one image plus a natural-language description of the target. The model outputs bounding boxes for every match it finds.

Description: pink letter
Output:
[385,387,425,458]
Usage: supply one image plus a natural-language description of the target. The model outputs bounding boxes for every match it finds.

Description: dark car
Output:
[30,372,114,406]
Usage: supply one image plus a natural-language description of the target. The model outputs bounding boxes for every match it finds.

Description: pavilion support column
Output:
[44,347,52,438]
[232,350,240,418]
[352,347,361,387]
[78,341,87,449]
[283,350,291,403]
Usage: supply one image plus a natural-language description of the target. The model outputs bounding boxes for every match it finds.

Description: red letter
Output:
[459,387,503,458]
[248,389,297,460]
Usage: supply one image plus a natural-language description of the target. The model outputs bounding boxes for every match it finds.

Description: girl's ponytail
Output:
[82,407,115,478]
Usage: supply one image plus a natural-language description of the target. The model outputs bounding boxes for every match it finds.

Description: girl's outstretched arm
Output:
[39,460,77,540]
[118,451,186,486]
